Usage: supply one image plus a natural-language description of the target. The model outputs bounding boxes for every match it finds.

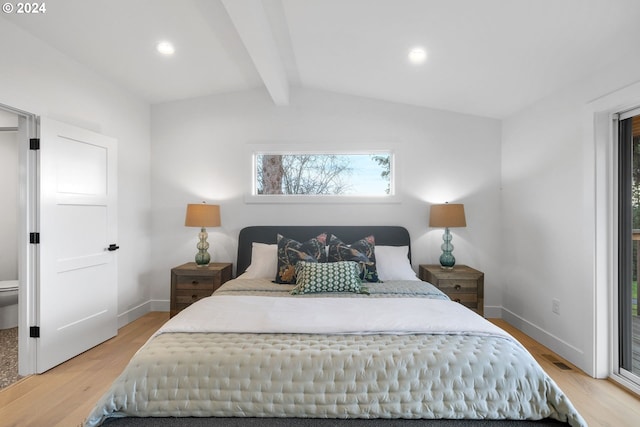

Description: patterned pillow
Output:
[327,234,380,282]
[291,261,367,295]
[275,233,328,284]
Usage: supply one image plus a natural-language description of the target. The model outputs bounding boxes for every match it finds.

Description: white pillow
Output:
[237,243,277,279]
[375,245,418,281]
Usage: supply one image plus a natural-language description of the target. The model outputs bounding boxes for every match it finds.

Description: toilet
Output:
[0,280,19,329]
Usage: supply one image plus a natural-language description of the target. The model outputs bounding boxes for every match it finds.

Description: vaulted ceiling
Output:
[3,0,640,118]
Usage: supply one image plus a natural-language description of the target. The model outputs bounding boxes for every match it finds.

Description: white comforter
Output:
[158,294,510,338]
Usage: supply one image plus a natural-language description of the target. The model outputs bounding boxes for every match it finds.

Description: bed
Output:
[85,226,586,427]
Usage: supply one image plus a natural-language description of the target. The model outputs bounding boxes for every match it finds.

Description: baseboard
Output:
[499,306,586,372]
[117,301,151,329]
[117,300,170,329]
[483,305,502,319]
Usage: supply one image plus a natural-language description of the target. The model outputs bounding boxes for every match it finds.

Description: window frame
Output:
[587,78,640,392]
[244,143,401,204]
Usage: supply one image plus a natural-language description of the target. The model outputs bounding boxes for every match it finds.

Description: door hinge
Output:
[30,326,40,338]
[30,232,40,244]
[29,138,40,150]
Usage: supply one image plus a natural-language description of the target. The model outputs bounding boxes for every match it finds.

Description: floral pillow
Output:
[275,233,327,284]
[291,261,367,295]
[327,234,380,282]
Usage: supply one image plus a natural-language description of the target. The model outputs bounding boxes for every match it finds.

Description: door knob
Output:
[107,244,120,251]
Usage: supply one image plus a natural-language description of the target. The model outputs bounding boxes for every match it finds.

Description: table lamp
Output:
[429,203,466,269]
[185,203,221,266]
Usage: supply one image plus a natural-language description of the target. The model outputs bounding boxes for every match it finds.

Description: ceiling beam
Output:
[222,0,289,106]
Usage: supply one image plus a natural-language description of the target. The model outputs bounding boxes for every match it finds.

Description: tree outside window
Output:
[255,153,392,196]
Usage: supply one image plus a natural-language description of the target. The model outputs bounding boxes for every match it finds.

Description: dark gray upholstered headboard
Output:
[236,226,411,276]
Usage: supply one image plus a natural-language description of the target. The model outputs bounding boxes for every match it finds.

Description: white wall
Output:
[0,130,18,281]
[0,18,152,325]
[502,52,640,375]
[150,87,502,310]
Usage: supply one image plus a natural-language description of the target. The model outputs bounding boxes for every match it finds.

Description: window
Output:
[618,110,640,386]
[253,152,393,198]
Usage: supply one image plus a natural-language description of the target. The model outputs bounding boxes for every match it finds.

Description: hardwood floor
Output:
[0,313,639,427]
[494,319,640,427]
[0,312,168,427]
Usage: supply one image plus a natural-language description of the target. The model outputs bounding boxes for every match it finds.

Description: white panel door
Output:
[37,117,117,373]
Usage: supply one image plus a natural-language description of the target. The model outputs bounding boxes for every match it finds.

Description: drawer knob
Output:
[454,284,461,290]
[191,294,198,300]
[192,280,199,285]
[454,298,461,303]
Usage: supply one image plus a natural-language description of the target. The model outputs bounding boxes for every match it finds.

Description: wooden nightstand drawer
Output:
[175,275,216,290]
[436,279,478,294]
[175,289,212,304]
[170,262,232,317]
[419,264,484,317]
[446,293,477,306]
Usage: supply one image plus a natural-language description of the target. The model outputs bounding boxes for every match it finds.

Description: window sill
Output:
[244,194,402,204]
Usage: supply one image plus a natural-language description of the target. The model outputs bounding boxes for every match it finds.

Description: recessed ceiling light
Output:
[408,47,427,64]
[156,41,175,56]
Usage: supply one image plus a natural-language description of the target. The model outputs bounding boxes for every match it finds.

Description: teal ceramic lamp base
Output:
[194,227,211,266]
[439,227,456,269]
[429,203,465,270]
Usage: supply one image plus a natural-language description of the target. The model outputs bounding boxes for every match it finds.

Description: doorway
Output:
[0,110,19,388]
[0,103,119,377]
[0,103,37,378]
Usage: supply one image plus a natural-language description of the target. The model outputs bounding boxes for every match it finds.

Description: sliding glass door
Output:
[618,111,640,382]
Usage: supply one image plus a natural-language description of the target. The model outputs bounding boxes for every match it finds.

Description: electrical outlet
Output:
[552,298,560,315]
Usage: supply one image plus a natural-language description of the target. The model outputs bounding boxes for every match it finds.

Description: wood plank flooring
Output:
[495,319,640,427]
[0,312,167,427]
[0,313,639,427]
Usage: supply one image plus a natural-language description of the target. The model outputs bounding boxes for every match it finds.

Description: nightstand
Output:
[170,262,232,317]
[418,264,484,317]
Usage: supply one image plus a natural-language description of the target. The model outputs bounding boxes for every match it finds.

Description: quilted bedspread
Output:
[84,280,586,427]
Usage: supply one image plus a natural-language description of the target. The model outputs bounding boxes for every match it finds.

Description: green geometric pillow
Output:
[291,261,368,295]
